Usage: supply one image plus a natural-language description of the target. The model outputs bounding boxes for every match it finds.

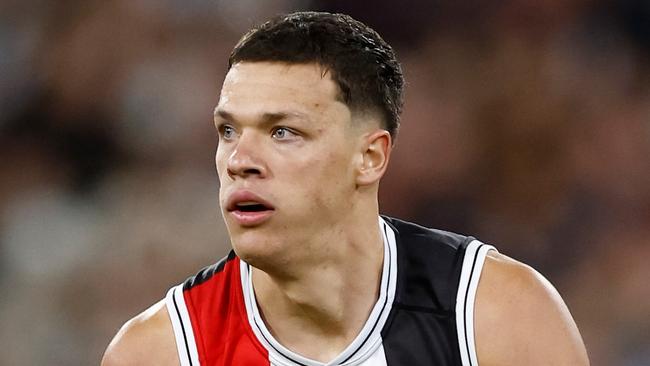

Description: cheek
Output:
[293,149,355,202]
[215,148,228,178]
[321,144,356,181]
[215,149,230,206]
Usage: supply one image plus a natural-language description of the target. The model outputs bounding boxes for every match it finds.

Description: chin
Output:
[230,230,284,268]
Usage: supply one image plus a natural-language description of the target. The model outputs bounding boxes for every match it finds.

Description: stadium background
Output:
[1,0,648,364]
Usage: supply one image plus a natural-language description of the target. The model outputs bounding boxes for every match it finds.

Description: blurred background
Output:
[1,0,648,364]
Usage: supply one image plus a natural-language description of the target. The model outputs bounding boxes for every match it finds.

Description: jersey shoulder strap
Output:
[455,239,495,366]
[166,284,201,366]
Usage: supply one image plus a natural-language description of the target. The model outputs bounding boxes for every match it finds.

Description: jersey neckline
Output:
[239,217,398,366]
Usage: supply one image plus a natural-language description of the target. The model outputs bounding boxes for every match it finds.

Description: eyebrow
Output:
[213,109,310,127]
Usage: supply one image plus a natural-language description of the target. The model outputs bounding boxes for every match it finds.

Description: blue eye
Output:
[272,127,296,140]
[220,125,235,140]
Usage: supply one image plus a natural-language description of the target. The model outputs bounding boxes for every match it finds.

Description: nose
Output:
[226,133,267,179]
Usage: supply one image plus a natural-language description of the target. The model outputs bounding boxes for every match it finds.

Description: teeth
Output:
[237,201,260,207]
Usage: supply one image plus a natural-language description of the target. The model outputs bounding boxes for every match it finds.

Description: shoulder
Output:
[101,300,179,366]
[474,251,589,365]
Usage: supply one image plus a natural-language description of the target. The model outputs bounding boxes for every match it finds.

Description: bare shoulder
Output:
[474,251,589,366]
[101,300,179,366]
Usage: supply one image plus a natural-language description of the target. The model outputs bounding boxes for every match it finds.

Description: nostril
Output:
[243,168,261,175]
[228,166,263,178]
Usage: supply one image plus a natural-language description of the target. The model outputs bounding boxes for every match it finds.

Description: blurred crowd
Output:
[1,0,648,365]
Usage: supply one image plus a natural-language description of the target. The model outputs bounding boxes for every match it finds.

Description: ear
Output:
[356,129,392,186]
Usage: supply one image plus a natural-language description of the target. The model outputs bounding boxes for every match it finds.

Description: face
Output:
[214,62,366,267]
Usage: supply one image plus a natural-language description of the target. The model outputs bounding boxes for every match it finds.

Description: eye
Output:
[271,127,298,140]
[218,124,236,140]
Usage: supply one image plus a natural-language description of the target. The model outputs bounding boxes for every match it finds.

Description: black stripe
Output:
[392,303,451,316]
[172,288,194,366]
[339,221,392,364]
[462,243,483,366]
[183,250,237,291]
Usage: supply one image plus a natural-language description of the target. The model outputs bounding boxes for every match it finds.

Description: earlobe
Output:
[357,130,392,186]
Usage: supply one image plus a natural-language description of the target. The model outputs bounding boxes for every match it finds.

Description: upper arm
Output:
[101,300,179,366]
[474,252,589,366]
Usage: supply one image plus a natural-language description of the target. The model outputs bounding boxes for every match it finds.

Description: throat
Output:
[248,263,383,363]
[242,217,390,363]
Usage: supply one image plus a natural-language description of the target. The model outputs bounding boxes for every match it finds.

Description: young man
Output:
[102,12,589,366]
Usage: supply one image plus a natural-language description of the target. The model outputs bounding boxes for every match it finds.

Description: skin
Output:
[101,300,178,366]
[101,61,589,365]
[475,252,590,365]
[215,62,390,361]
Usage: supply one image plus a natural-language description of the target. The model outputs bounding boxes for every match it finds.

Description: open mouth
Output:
[229,201,274,226]
[234,202,272,212]
[226,191,275,226]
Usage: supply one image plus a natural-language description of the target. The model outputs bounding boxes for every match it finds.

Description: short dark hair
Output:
[228,11,404,140]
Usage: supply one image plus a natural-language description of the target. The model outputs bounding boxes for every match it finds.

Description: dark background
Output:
[1,0,648,364]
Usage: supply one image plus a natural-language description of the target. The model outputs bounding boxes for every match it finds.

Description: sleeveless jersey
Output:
[165,216,495,365]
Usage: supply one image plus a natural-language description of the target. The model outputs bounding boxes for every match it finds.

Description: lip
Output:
[225,190,275,227]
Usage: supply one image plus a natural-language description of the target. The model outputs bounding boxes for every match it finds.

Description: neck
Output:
[250,210,385,361]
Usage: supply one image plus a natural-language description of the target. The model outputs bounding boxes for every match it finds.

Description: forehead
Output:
[217,62,345,119]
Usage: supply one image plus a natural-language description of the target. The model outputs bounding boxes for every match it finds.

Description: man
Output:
[102,12,589,366]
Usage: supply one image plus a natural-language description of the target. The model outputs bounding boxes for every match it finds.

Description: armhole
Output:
[165,285,201,366]
[455,240,496,366]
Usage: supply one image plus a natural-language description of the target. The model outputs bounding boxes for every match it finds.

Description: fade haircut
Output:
[228,11,404,140]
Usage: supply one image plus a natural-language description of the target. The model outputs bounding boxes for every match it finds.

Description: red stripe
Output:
[184,258,270,365]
